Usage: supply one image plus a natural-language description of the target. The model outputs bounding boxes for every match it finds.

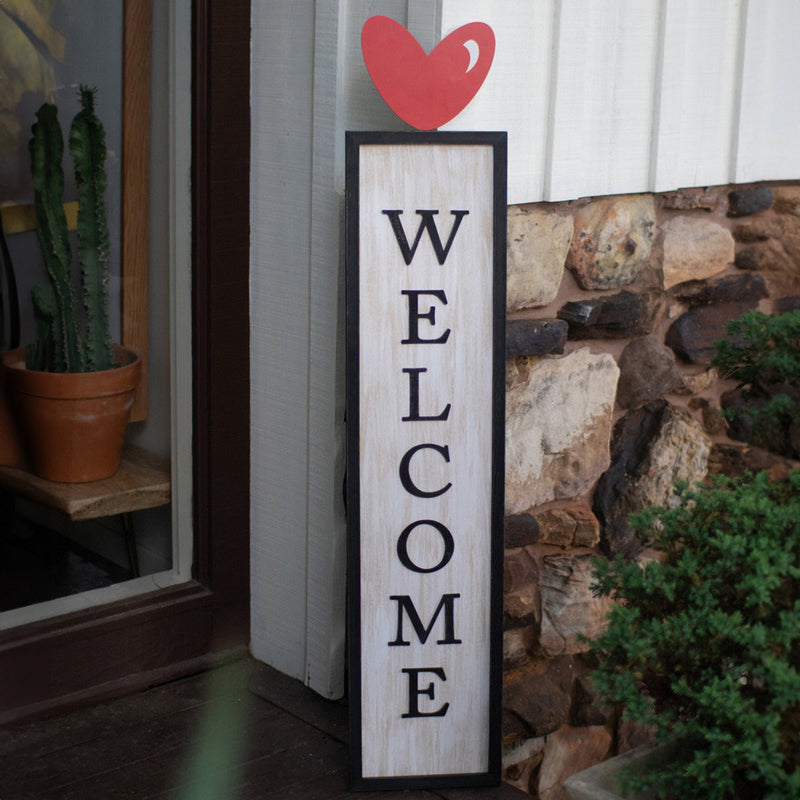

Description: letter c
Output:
[399,443,452,498]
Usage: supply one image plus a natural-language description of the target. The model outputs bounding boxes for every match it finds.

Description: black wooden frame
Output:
[345,130,507,791]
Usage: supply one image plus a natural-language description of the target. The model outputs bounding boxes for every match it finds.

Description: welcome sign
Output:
[346,131,506,790]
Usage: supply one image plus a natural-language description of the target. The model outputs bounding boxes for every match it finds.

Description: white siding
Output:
[735,0,800,183]
[441,0,800,202]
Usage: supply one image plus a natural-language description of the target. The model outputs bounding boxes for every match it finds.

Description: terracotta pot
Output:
[4,346,142,483]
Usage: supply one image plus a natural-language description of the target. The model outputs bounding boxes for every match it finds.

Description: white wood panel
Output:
[438,0,800,202]
[440,0,555,203]
[547,0,661,200]
[652,0,742,191]
[250,0,315,682]
[736,0,800,183]
[357,143,494,778]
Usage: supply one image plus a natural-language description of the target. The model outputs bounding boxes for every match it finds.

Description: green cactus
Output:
[70,87,113,371]
[26,86,113,372]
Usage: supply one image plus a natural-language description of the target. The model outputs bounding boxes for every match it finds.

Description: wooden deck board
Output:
[0,445,170,521]
[0,658,529,800]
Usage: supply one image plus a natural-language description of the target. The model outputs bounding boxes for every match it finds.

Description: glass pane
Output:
[0,1,176,615]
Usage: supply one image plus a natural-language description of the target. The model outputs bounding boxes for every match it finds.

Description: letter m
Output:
[388,593,461,646]
[382,210,469,265]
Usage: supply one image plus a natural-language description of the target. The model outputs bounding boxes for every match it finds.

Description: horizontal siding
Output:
[440,0,800,202]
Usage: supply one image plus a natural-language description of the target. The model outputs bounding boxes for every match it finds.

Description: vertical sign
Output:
[346,131,506,790]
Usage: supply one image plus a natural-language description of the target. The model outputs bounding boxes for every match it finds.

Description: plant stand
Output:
[0,444,170,577]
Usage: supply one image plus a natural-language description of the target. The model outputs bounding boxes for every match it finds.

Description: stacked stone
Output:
[501,183,800,797]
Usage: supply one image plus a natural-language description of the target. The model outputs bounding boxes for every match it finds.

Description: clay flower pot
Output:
[4,346,141,483]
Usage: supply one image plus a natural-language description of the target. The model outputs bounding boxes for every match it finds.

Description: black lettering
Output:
[388,594,461,646]
[396,520,454,573]
[401,290,450,345]
[399,443,451,498]
[383,209,469,265]
[402,368,451,422]
[401,667,449,718]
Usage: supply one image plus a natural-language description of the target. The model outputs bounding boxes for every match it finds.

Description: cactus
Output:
[71,87,113,371]
[26,87,113,372]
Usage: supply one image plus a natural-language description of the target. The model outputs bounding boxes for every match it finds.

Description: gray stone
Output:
[506,318,568,357]
[728,186,773,217]
[505,349,619,512]
[507,205,573,310]
[505,512,540,548]
[570,676,611,727]
[538,554,612,657]
[566,195,656,290]
[775,296,800,313]
[558,289,665,339]
[593,400,710,557]
[616,337,684,409]
[661,216,733,289]
[669,272,768,306]
[504,668,571,738]
[665,301,755,364]
[721,384,800,459]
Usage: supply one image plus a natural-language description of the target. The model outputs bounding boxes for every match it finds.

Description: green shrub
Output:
[589,471,800,800]
[712,310,800,458]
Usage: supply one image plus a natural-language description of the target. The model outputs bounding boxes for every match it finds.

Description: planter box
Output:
[563,743,675,800]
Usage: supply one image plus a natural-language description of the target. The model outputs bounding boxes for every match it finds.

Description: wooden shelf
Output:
[0,445,170,521]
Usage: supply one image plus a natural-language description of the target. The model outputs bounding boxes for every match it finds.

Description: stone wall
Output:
[500,182,800,797]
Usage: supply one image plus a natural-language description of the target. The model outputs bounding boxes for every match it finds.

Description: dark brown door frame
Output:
[0,0,251,725]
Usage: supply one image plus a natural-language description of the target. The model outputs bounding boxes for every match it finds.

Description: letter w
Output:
[388,593,461,646]
[382,210,469,265]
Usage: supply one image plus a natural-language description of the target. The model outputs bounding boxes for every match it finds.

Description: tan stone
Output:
[503,626,536,669]
[661,216,733,289]
[674,366,719,395]
[537,725,613,800]
[536,504,600,548]
[772,186,800,216]
[662,187,720,211]
[566,195,656,290]
[504,547,541,628]
[507,205,573,310]
[733,214,800,296]
[503,736,546,791]
[505,349,619,513]
[538,554,612,657]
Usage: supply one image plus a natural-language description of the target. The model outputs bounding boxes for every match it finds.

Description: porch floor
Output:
[0,657,528,800]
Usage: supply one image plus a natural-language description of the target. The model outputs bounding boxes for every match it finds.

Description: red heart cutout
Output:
[361,16,495,130]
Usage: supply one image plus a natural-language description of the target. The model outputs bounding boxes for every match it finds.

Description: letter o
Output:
[397,520,454,573]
